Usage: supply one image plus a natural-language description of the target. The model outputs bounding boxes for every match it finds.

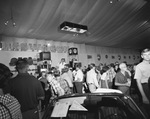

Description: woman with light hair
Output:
[115,63,131,95]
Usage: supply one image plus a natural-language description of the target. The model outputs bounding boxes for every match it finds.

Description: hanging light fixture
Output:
[59,21,88,34]
[58,0,88,35]
[4,8,16,27]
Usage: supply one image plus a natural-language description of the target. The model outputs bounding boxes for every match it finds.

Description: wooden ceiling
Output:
[0,0,150,50]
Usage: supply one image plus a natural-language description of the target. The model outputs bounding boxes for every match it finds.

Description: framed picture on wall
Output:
[87,55,92,59]
[118,55,121,60]
[105,55,108,59]
[97,54,101,61]
[133,55,135,60]
[129,56,131,59]
[112,56,115,59]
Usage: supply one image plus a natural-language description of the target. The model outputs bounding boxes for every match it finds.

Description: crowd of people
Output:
[0,48,150,118]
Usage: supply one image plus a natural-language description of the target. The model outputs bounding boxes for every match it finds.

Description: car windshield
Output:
[43,94,146,119]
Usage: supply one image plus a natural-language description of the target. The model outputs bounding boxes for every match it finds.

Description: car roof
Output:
[57,89,124,100]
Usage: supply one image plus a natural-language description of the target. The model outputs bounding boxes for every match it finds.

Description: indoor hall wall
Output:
[0,36,141,70]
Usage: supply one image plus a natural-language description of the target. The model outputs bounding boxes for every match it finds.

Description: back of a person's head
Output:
[90,63,95,69]
[109,63,115,68]
[101,66,110,74]
[64,63,70,68]
[0,63,11,93]
[15,59,29,72]
[61,67,68,74]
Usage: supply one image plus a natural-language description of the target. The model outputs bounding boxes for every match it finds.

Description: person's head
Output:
[101,66,110,74]
[0,63,12,94]
[15,59,29,73]
[119,63,127,72]
[46,72,54,82]
[61,67,68,74]
[109,63,115,68]
[141,48,150,61]
[64,64,70,68]
[41,71,47,77]
[61,58,65,63]
[75,63,81,70]
[90,63,96,70]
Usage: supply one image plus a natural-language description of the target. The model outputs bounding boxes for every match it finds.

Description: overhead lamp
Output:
[4,8,16,27]
[59,21,88,34]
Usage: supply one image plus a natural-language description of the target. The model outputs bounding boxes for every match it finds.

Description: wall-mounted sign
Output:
[0,41,69,53]
[68,47,78,55]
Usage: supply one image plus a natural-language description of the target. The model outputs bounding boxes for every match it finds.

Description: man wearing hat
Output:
[0,63,22,119]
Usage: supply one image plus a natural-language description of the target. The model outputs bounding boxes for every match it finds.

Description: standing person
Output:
[58,58,66,73]
[38,70,50,111]
[74,64,84,93]
[86,63,101,93]
[108,63,116,89]
[134,48,150,117]
[0,63,22,119]
[115,63,131,95]
[47,72,65,97]
[60,67,73,93]
[9,59,45,119]
[101,66,110,89]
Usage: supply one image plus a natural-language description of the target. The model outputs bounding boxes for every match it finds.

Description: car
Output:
[42,89,148,119]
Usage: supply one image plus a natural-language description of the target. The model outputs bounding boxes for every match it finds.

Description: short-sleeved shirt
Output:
[9,73,45,112]
[115,71,130,84]
[101,72,109,81]
[86,69,99,88]
[48,78,65,96]
[134,61,150,83]
[74,69,84,82]
[61,73,73,87]
[0,94,22,119]
[58,79,71,94]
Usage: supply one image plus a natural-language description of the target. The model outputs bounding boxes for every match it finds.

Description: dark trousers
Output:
[142,83,150,118]
[74,82,83,94]
[118,86,130,95]
[41,90,51,110]
[22,108,39,119]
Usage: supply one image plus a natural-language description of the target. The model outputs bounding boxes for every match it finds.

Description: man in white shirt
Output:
[134,48,150,104]
[74,63,84,93]
[58,58,66,73]
[86,63,101,93]
[134,48,150,117]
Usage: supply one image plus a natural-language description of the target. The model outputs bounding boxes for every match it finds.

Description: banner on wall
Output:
[0,41,69,53]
